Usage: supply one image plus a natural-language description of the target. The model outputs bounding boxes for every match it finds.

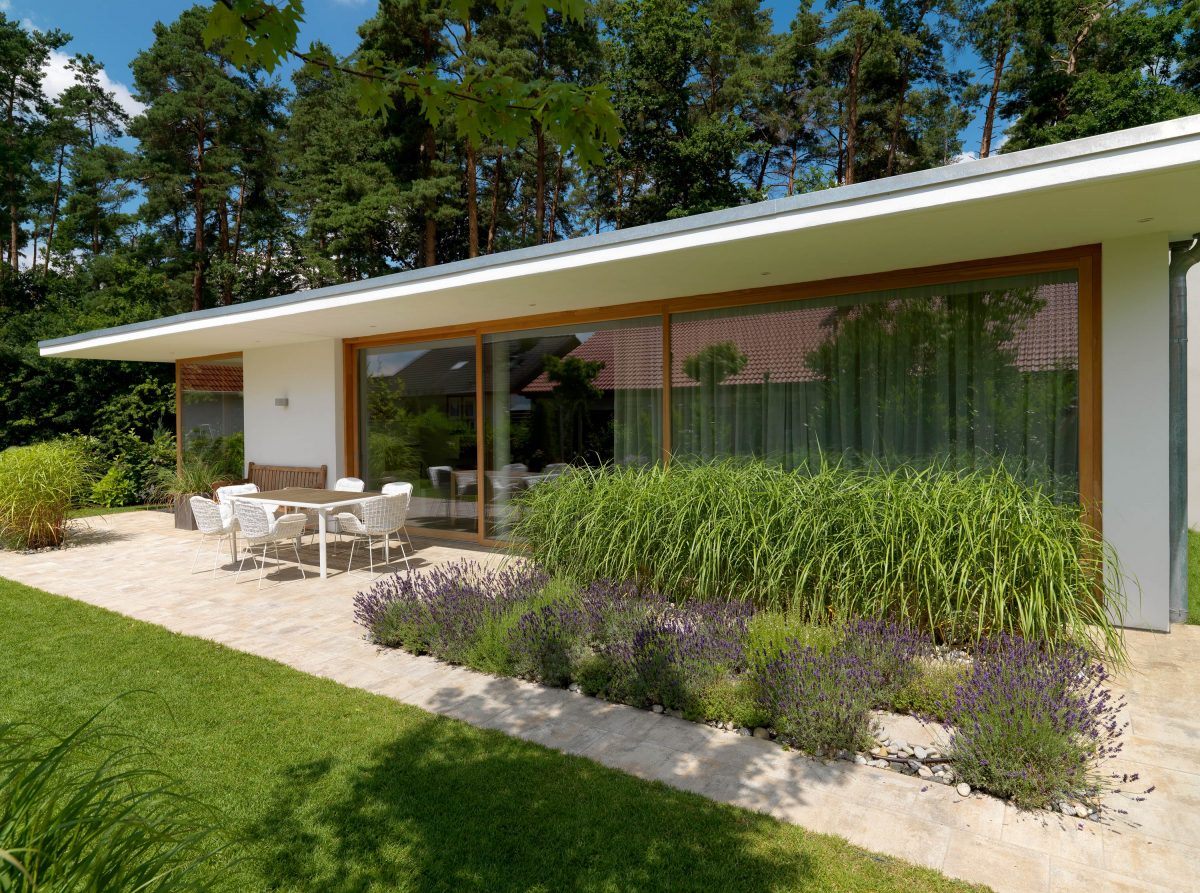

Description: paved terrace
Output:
[0,510,1196,893]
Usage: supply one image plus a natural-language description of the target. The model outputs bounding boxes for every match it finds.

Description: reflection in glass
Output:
[358,338,477,532]
[179,358,244,478]
[483,317,663,537]
[671,270,1079,496]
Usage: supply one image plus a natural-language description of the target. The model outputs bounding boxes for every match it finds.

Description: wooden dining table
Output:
[232,487,380,579]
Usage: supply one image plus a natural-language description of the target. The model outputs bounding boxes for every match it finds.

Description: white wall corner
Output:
[1102,233,1171,631]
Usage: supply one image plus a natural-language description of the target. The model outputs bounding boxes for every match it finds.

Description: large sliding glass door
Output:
[482,317,663,538]
[670,270,1080,495]
[350,252,1093,541]
[358,338,478,533]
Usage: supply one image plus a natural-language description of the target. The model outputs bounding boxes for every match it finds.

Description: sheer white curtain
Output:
[669,270,1080,496]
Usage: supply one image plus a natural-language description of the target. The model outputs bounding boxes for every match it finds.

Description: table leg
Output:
[318,510,328,579]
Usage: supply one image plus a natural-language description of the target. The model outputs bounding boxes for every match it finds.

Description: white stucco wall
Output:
[1102,234,1170,631]
[241,340,344,479]
[1187,264,1200,530]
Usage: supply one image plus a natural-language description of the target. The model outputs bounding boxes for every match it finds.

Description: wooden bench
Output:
[246,462,328,491]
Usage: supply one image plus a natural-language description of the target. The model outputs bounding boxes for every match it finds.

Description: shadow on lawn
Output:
[247,716,828,892]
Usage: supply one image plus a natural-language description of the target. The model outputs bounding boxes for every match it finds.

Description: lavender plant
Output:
[946,635,1126,809]
[352,560,549,663]
[508,601,588,687]
[835,619,925,708]
[756,642,875,754]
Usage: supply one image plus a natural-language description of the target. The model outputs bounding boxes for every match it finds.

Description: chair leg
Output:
[234,546,250,584]
[257,544,270,590]
[211,535,226,578]
[383,535,389,566]
[292,539,306,581]
[346,535,357,574]
[190,538,205,574]
[367,534,375,574]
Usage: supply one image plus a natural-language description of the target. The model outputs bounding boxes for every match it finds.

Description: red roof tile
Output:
[180,364,243,393]
[523,282,1077,393]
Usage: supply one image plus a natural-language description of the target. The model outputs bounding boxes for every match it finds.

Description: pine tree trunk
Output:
[546,150,565,243]
[980,41,1009,158]
[466,142,479,258]
[534,123,546,246]
[486,153,503,254]
[218,194,232,306]
[422,124,437,267]
[845,35,862,185]
[44,146,66,274]
[192,129,206,313]
[885,68,910,177]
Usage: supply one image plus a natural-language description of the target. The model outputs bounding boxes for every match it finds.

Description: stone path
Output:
[1,510,1197,893]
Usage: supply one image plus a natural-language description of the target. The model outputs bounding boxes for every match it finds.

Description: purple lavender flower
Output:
[353,560,548,663]
[945,634,1127,809]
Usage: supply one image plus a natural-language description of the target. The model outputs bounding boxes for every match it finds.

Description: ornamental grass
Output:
[512,460,1125,658]
[0,712,223,892]
[0,439,99,550]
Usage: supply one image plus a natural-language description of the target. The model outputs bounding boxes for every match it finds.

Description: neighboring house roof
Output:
[180,364,243,393]
[523,281,1078,393]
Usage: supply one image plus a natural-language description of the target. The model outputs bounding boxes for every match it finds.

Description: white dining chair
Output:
[215,482,270,520]
[335,494,410,574]
[381,481,414,551]
[233,502,308,589]
[305,476,366,546]
[189,496,238,577]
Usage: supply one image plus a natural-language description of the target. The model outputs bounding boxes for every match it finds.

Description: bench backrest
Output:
[246,462,328,492]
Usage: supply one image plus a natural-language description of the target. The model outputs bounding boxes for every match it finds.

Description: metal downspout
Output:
[1169,235,1200,624]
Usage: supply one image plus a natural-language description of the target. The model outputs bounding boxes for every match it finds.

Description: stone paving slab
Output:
[0,510,1198,893]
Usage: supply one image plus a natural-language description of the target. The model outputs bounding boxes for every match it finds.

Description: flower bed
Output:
[353,562,1144,817]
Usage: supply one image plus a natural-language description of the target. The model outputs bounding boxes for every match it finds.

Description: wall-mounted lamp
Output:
[274,397,289,408]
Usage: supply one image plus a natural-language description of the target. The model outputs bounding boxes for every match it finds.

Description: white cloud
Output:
[951,150,979,164]
[42,49,145,118]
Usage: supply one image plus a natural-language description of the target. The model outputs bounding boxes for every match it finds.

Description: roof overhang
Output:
[41,115,1200,363]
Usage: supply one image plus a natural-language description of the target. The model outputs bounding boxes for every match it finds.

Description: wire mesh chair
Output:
[304,476,366,546]
[233,501,308,589]
[335,494,410,574]
[216,483,276,520]
[380,482,414,551]
[189,496,238,577]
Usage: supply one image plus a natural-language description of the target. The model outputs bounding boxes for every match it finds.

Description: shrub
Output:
[745,611,838,672]
[0,713,223,892]
[892,660,968,721]
[835,619,924,709]
[945,635,1125,809]
[513,460,1125,657]
[693,674,771,728]
[91,464,140,508]
[353,560,549,663]
[0,439,99,550]
[468,580,576,677]
[755,642,875,754]
[508,600,588,687]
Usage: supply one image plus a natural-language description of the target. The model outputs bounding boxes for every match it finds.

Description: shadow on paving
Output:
[245,717,837,893]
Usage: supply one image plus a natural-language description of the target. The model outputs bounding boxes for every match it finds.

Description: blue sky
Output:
[21,0,989,153]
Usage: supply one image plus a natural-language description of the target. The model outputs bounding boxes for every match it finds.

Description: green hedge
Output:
[512,460,1125,656]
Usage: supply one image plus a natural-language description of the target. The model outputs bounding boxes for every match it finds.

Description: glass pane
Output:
[483,317,663,537]
[670,270,1079,497]
[179,358,244,479]
[359,338,478,533]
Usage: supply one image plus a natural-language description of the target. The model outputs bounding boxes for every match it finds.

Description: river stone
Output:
[956,782,971,797]
[753,727,771,740]
[917,766,934,779]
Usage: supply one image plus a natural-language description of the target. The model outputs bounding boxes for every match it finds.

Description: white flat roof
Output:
[42,115,1200,363]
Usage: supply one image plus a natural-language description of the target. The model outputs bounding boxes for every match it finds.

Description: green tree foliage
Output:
[0,0,1198,469]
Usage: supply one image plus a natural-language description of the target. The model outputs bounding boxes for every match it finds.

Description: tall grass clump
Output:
[0,712,224,892]
[0,439,99,550]
[512,460,1125,657]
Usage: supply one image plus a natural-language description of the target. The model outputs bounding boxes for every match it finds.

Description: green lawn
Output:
[1189,530,1200,624]
[0,578,982,893]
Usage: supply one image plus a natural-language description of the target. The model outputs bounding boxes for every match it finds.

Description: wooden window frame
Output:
[175,352,244,473]
[343,245,1103,544]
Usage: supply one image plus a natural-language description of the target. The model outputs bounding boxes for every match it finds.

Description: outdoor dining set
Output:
[187,477,413,588]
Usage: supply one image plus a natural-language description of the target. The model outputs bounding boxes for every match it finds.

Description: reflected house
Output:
[179,362,244,441]
[39,117,1200,630]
